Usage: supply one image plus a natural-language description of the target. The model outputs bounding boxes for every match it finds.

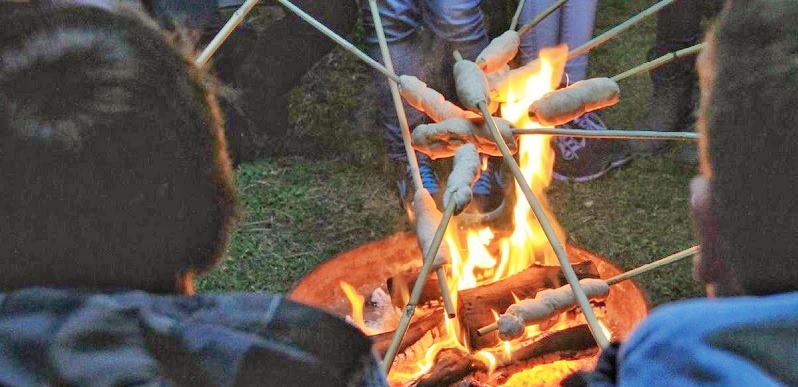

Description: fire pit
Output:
[285,17,652,387]
[291,232,648,386]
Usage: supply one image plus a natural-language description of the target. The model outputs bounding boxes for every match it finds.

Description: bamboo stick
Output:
[195,0,260,66]
[513,128,699,141]
[509,0,528,31]
[476,245,701,336]
[605,245,700,285]
[382,201,457,375]
[368,0,457,323]
[567,0,674,61]
[612,43,705,82]
[275,0,401,83]
[368,0,422,193]
[517,0,568,37]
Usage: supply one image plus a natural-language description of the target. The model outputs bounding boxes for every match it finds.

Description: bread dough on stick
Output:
[485,64,509,100]
[399,75,467,123]
[414,189,449,269]
[476,30,521,73]
[412,116,517,159]
[444,144,480,214]
[497,279,610,340]
[454,59,491,112]
[529,78,620,126]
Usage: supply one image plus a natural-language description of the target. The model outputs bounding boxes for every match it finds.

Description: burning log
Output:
[388,261,598,310]
[457,262,600,349]
[371,308,445,357]
[414,325,597,387]
[415,347,489,387]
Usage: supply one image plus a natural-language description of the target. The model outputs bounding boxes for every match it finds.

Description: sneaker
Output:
[394,155,441,213]
[552,112,632,183]
[470,156,507,214]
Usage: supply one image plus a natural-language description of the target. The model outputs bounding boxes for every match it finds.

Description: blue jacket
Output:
[566,292,798,386]
[0,288,387,386]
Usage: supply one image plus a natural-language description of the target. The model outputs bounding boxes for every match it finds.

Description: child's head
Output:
[692,0,798,296]
[0,4,237,293]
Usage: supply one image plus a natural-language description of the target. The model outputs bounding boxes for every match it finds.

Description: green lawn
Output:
[199,0,705,306]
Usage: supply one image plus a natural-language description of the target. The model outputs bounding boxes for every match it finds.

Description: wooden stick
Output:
[476,245,701,336]
[195,0,260,66]
[368,0,422,192]
[513,128,700,141]
[475,100,610,350]
[612,43,705,82]
[368,0,456,322]
[382,200,457,374]
[275,0,400,83]
[605,245,700,285]
[567,0,674,61]
[518,0,568,37]
[509,0,528,31]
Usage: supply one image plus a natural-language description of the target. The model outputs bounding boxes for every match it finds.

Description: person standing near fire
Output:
[0,3,386,385]
[564,1,798,384]
[362,0,510,215]
[517,0,632,182]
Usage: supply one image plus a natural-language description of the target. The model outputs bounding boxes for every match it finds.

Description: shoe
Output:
[470,156,507,214]
[631,43,698,155]
[394,155,441,213]
[553,112,632,183]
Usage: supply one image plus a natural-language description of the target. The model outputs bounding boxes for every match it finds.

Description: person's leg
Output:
[423,0,510,213]
[361,0,443,212]
[520,0,630,182]
[517,0,562,65]
[361,0,425,164]
[632,0,704,157]
[421,0,488,61]
[235,0,359,160]
[559,0,597,83]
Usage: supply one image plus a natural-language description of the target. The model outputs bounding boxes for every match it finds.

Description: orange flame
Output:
[339,281,379,336]
[386,45,610,385]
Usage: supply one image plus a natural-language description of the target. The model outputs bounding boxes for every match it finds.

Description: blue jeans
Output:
[518,0,598,84]
[362,0,488,161]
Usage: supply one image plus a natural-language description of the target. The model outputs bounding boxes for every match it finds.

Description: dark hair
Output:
[709,0,798,295]
[0,4,237,293]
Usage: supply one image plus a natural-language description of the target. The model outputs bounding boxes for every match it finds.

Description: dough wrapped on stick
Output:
[412,116,517,159]
[399,75,468,123]
[529,78,620,126]
[443,144,480,214]
[475,30,521,73]
[497,279,610,341]
[454,59,491,112]
[413,189,449,269]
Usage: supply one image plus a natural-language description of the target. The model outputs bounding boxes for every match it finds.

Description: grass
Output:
[198,0,704,307]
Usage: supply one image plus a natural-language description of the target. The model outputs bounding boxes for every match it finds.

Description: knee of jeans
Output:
[362,3,421,43]
[423,5,486,44]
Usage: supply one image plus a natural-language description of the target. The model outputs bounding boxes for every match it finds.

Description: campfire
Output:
[291,47,648,386]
